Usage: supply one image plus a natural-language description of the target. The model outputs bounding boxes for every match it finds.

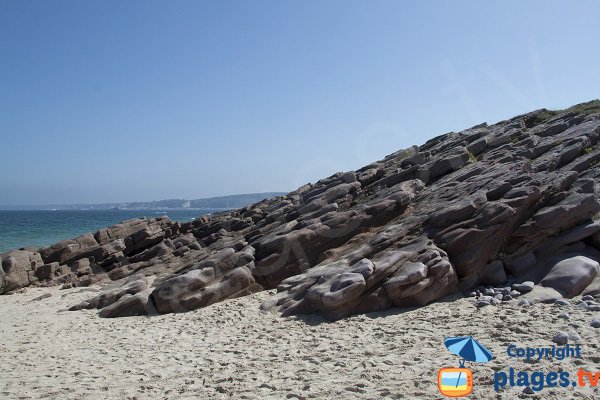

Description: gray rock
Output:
[98,292,152,318]
[558,312,570,320]
[576,301,589,310]
[0,250,44,294]
[523,386,535,395]
[552,331,569,345]
[475,300,491,307]
[523,286,563,304]
[480,260,507,285]
[151,256,260,315]
[555,299,570,306]
[518,299,531,307]
[29,293,52,302]
[428,202,476,229]
[504,251,537,276]
[540,256,599,298]
[512,281,535,293]
[591,319,600,328]
[69,278,148,311]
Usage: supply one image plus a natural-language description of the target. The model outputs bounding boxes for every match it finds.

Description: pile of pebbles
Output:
[467,283,600,310]
[466,281,534,307]
[468,283,600,331]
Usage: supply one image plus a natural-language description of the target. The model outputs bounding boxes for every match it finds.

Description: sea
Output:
[0,209,218,253]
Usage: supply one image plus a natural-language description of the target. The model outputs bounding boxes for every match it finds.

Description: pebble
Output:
[29,293,52,302]
[576,301,589,310]
[510,290,521,297]
[475,300,491,308]
[493,287,510,295]
[588,305,600,312]
[523,387,535,395]
[286,394,306,400]
[518,299,531,307]
[552,331,569,345]
[591,319,600,328]
[569,332,581,342]
[554,299,570,306]
[512,281,534,293]
[493,294,503,301]
[558,312,570,320]
[503,295,513,301]
[484,288,496,296]
[582,295,595,302]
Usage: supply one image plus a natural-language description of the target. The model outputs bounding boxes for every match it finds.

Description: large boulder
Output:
[261,238,459,320]
[69,278,148,311]
[98,292,153,318]
[0,250,44,294]
[150,265,259,314]
[540,255,599,298]
[39,233,98,264]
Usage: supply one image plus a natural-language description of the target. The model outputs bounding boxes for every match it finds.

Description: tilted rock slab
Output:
[2,100,600,321]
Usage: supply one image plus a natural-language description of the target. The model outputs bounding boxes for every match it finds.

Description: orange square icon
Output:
[438,367,473,397]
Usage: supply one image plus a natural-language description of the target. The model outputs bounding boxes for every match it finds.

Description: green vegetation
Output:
[583,146,593,154]
[567,99,600,115]
[523,109,559,127]
[589,160,598,167]
[467,150,477,163]
[522,99,600,128]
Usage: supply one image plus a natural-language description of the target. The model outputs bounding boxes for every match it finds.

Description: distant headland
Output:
[0,192,286,211]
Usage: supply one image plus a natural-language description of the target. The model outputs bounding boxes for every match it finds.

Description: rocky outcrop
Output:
[2,100,600,320]
[0,249,44,293]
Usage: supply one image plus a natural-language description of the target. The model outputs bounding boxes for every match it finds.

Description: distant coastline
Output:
[0,192,285,211]
[0,192,285,252]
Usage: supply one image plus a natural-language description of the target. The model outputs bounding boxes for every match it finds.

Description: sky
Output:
[1,1,599,205]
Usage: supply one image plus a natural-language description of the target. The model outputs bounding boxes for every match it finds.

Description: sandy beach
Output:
[1,287,598,399]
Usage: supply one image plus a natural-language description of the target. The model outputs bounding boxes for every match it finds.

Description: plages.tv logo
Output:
[438,336,493,397]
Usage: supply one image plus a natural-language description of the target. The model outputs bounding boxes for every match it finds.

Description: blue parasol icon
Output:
[444,336,493,388]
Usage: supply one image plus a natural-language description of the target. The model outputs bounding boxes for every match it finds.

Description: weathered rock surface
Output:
[540,255,599,298]
[2,100,600,320]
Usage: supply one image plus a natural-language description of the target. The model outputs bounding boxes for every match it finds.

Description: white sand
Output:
[1,286,599,399]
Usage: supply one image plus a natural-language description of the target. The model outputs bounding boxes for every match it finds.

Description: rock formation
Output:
[2,100,600,320]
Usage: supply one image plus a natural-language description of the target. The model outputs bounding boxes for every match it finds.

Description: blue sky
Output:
[1,1,599,205]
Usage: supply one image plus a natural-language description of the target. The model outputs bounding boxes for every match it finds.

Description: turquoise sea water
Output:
[0,209,216,253]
